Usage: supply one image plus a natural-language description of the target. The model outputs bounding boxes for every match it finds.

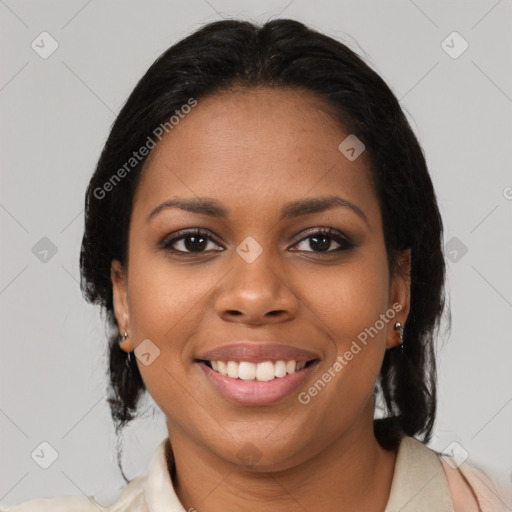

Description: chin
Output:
[215,436,315,473]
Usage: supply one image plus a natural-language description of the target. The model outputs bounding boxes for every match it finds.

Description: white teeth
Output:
[207,359,309,381]
[256,362,275,381]
[227,361,239,379]
[275,360,287,378]
[217,361,228,376]
[238,361,256,380]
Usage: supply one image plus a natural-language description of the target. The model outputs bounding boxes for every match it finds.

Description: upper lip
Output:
[196,343,321,363]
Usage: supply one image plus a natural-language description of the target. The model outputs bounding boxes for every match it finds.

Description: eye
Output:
[160,227,355,256]
[290,227,354,254]
[161,229,223,255]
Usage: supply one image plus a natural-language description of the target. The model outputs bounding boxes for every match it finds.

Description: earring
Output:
[394,321,405,354]
[120,332,134,370]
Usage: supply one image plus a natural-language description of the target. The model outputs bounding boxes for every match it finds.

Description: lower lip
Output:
[197,361,319,406]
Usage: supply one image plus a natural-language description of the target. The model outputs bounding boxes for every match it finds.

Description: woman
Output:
[2,18,511,512]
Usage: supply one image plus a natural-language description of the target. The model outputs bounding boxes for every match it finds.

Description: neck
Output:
[167,409,398,512]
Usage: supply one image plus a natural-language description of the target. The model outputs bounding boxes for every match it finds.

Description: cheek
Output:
[124,252,202,423]
[127,249,206,339]
[305,255,390,343]
[300,253,390,404]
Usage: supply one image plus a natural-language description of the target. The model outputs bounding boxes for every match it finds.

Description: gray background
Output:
[1,0,511,506]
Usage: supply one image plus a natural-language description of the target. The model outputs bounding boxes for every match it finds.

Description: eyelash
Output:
[160,227,355,257]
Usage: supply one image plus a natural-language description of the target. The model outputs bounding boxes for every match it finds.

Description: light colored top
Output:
[1,435,511,511]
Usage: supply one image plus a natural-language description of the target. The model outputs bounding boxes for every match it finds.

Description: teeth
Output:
[256,361,275,381]
[217,361,228,376]
[238,361,256,380]
[275,360,287,378]
[207,359,310,381]
[227,361,239,379]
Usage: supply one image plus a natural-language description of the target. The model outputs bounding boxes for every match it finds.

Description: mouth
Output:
[196,358,320,405]
[197,359,318,382]
[194,342,321,405]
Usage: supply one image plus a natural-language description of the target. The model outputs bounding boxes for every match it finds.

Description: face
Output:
[112,87,410,471]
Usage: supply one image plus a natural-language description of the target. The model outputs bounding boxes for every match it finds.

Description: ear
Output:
[386,248,411,349]
[111,259,133,352]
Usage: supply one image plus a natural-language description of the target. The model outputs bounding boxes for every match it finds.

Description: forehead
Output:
[134,87,379,226]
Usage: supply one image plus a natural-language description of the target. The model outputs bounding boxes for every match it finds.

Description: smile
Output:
[201,359,311,381]
[196,359,320,406]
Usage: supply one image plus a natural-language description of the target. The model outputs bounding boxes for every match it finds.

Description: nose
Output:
[214,251,299,325]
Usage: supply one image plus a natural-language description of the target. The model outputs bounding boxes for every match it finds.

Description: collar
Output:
[384,436,454,511]
[142,438,186,511]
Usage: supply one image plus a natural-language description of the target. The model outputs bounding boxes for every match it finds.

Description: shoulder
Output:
[439,457,481,511]
[0,438,173,511]
[387,436,512,512]
[0,495,107,511]
[0,475,148,512]
[439,450,512,512]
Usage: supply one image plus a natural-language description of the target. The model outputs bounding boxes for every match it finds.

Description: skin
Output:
[111,87,411,511]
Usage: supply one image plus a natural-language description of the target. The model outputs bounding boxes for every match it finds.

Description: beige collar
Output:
[384,436,454,512]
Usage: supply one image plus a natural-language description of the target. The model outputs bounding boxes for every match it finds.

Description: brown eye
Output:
[161,229,223,254]
[291,228,354,254]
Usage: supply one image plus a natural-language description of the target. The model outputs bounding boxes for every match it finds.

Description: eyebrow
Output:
[147,195,369,227]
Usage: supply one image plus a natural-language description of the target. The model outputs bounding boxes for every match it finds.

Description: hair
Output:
[79,18,448,482]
